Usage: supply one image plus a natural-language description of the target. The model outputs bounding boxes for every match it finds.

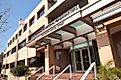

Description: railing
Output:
[37,65,55,80]
[27,66,44,80]
[80,62,97,80]
[53,64,72,80]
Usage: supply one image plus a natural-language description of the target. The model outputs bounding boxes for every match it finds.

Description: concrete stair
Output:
[54,73,94,80]
[40,74,54,80]
[28,73,42,80]
[37,72,94,80]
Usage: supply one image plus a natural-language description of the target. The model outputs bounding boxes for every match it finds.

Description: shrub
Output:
[97,60,121,80]
[10,65,29,77]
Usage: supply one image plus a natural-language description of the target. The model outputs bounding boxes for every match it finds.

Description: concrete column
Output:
[44,45,50,74]
[44,44,55,74]
[48,45,55,66]
[25,47,28,66]
[96,27,114,66]
[15,40,19,67]
[25,59,28,66]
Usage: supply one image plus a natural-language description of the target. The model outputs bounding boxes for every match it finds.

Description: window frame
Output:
[29,16,35,26]
[19,29,22,37]
[37,6,45,19]
[23,24,27,32]
[18,39,26,50]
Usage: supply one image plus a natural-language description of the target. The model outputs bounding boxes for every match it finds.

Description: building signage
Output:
[30,5,81,43]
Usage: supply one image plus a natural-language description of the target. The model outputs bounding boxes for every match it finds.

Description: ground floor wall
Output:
[107,20,121,67]
[43,44,70,72]
[55,49,70,71]
[95,14,121,67]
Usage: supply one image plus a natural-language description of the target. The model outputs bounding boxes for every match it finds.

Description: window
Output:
[17,60,25,66]
[7,51,9,57]
[12,37,14,42]
[37,7,44,19]
[29,57,37,67]
[10,62,15,68]
[19,29,22,36]
[10,40,12,45]
[8,43,9,47]
[3,65,5,69]
[48,0,57,9]
[11,46,16,54]
[15,34,18,40]
[29,16,35,26]
[6,64,9,69]
[23,24,27,32]
[3,54,6,58]
[18,39,26,50]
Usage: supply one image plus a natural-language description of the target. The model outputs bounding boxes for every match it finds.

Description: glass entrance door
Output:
[82,48,90,70]
[75,48,91,71]
[75,50,82,70]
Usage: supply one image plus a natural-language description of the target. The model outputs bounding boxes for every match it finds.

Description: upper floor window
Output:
[29,16,35,26]
[6,64,9,69]
[8,43,10,47]
[17,60,25,66]
[7,51,9,57]
[10,40,12,45]
[3,54,6,58]
[48,0,57,9]
[15,34,18,40]
[18,39,26,50]
[12,37,14,43]
[23,24,27,32]
[19,29,22,36]
[11,46,16,54]
[37,7,44,19]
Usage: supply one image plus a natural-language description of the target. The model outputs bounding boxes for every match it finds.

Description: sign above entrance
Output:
[28,5,81,45]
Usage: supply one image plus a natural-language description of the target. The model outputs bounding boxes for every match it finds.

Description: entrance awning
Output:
[27,18,95,49]
[27,0,114,46]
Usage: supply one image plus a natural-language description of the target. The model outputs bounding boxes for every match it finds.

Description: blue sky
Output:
[0,0,40,53]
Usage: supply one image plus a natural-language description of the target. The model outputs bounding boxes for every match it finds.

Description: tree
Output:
[0,8,10,35]
[0,52,3,73]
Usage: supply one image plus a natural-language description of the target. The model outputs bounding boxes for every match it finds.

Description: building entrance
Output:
[75,48,91,71]
[71,40,100,72]
[38,52,45,67]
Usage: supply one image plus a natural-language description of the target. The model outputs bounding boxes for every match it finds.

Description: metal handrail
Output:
[27,66,44,80]
[53,64,72,80]
[37,65,55,80]
[80,62,97,80]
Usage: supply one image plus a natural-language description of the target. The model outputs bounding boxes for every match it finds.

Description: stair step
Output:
[56,73,94,80]
[28,72,94,80]
[40,75,54,80]
[28,73,42,80]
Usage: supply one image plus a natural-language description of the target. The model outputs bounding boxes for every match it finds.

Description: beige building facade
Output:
[1,0,121,78]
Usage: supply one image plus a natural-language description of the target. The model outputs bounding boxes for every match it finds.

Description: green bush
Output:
[10,65,29,77]
[97,60,121,80]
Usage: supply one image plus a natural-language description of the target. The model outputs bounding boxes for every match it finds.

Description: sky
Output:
[0,0,40,53]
